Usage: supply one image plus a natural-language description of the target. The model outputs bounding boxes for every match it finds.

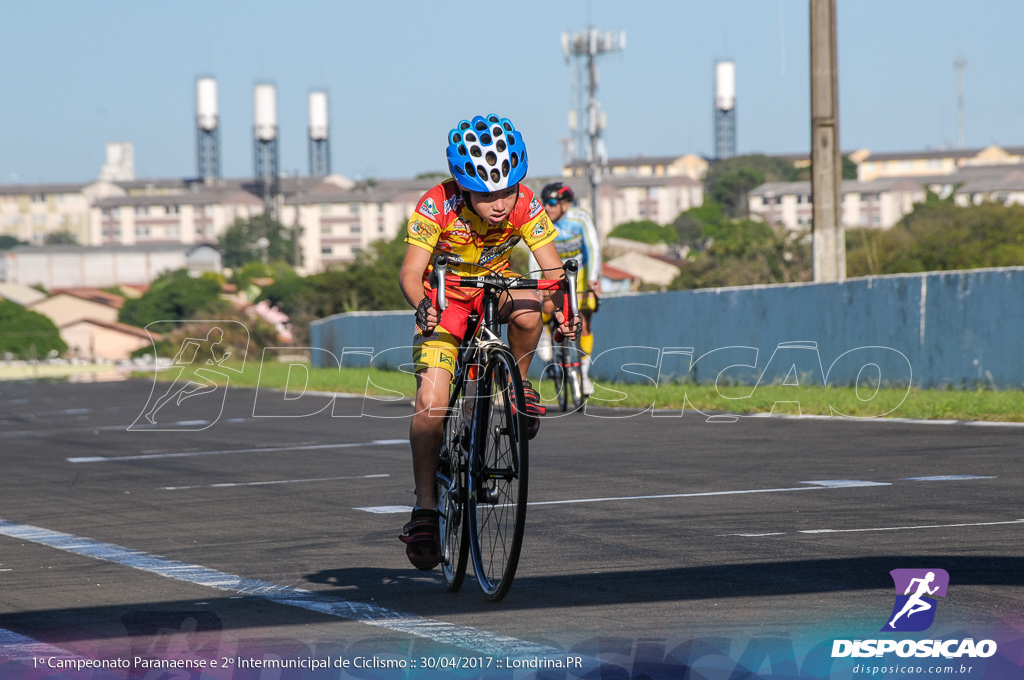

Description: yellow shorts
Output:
[411,290,486,375]
[412,329,460,376]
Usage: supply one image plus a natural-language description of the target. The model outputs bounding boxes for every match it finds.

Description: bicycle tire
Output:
[467,346,529,602]
[437,379,469,591]
[554,341,569,412]
[567,360,585,410]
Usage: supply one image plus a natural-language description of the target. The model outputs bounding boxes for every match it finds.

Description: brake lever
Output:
[434,255,449,312]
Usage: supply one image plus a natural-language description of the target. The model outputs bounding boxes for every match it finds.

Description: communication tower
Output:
[253,83,280,215]
[561,26,625,236]
[714,61,737,159]
[308,91,331,176]
[954,57,966,149]
[195,77,221,182]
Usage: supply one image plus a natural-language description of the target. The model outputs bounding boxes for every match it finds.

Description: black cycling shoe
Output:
[521,379,543,440]
[399,508,440,570]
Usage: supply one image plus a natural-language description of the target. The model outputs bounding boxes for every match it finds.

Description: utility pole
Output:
[809,0,845,282]
[954,57,967,149]
[562,26,625,237]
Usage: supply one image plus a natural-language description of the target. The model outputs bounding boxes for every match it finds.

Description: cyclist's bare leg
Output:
[502,289,543,379]
[410,366,452,509]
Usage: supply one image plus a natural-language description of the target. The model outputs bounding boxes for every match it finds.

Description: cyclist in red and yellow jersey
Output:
[397,114,576,570]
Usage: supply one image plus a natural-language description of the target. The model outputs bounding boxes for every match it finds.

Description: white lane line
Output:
[0,420,212,439]
[733,413,1024,428]
[355,480,890,514]
[356,505,414,514]
[0,519,568,658]
[68,439,410,463]
[800,519,1024,534]
[163,473,390,491]
[0,626,82,661]
[903,475,996,481]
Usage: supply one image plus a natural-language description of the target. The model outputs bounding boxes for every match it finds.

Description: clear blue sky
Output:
[2,0,1021,185]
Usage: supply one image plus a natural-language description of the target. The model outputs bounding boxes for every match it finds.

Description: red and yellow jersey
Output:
[405,179,557,300]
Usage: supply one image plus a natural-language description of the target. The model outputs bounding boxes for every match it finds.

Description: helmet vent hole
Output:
[485,151,497,166]
[475,120,487,131]
[510,154,518,169]
[460,122,470,131]
[477,165,487,180]
[465,162,475,176]
[501,160,509,176]
[507,134,516,146]
[457,144,466,155]
[470,145,482,157]
[465,132,476,142]
[488,115,499,123]
[452,132,462,143]
[496,139,506,152]
[503,122,512,132]
[490,169,501,183]
[492,126,503,137]
[480,133,492,145]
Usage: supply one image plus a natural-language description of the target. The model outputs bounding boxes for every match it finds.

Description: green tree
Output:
[669,218,811,290]
[0,235,24,250]
[262,232,410,345]
[842,155,858,180]
[608,220,678,245]
[118,269,229,328]
[0,300,67,358]
[710,168,766,219]
[846,201,1024,276]
[44,230,78,245]
[217,215,295,269]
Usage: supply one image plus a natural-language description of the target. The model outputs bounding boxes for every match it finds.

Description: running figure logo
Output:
[881,568,949,632]
[130,321,249,431]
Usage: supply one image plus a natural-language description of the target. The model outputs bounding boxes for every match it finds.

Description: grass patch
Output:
[140,361,1024,423]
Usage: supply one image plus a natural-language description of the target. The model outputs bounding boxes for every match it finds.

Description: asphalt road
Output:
[1,377,1022,676]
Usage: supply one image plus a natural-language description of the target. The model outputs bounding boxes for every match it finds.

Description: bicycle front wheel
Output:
[566,340,585,410]
[468,346,529,601]
[437,388,469,591]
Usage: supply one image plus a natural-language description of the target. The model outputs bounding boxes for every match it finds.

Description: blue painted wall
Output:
[309,267,1024,389]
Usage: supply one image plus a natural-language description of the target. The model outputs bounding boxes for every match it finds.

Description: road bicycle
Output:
[432,254,579,601]
[544,315,586,412]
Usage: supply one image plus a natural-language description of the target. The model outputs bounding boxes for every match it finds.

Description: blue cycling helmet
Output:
[446,114,528,192]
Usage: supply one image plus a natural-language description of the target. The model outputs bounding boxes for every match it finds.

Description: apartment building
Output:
[281,175,436,272]
[855,144,1024,182]
[563,153,709,181]
[749,178,926,231]
[1,166,704,278]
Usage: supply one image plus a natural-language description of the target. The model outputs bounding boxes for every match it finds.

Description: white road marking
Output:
[356,505,414,514]
[0,519,571,658]
[0,420,213,438]
[800,519,1024,534]
[68,439,409,463]
[903,475,996,481]
[0,627,81,661]
[354,479,890,514]
[163,473,390,491]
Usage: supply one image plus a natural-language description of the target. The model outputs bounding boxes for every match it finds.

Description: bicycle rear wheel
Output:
[437,385,469,591]
[467,346,529,601]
